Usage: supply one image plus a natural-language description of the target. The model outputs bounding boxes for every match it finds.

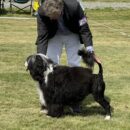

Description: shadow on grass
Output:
[64,95,114,117]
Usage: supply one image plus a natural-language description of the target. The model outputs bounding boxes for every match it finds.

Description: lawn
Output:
[0,9,130,130]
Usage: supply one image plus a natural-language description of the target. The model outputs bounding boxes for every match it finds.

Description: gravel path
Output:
[81,2,130,9]
[2,1,130,9]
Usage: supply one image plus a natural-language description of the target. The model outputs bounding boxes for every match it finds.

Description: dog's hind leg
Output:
[96,98,111,120]
[93,93,111,120]
[70,103,82,113]
[92,77,111,120]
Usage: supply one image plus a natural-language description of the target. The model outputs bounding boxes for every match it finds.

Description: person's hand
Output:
[86,46,94,53]
[86,46,102,64]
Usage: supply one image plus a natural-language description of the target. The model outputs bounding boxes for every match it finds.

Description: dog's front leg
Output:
[40,105,48,114]
[47,104,63,117]
[37,83,48,114]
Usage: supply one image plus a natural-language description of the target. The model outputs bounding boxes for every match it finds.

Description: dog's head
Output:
[25,53,54,82]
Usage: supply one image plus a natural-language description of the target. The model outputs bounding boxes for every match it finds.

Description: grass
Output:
[0,8,130,130]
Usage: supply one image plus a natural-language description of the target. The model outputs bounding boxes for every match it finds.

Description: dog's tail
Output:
[96,61,103,78]
[78,49,103,76]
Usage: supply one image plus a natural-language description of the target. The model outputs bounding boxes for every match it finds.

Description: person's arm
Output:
[76,2,94,53]
[77,2,101,64]
[36,14,49,54]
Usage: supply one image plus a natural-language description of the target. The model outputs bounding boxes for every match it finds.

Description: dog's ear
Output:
[35,55,48,71]
[35,55,44,67]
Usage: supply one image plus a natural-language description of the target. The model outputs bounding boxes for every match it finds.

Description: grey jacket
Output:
[36,0,93,54]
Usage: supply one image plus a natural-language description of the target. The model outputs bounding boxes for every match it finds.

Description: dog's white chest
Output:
[44,64,53,84]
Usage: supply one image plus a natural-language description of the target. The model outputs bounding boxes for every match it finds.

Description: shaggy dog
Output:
[25,50,111,120]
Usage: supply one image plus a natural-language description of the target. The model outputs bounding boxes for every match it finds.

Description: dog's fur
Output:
[25,50,111,119]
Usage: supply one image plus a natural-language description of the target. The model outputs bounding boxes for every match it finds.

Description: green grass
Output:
[0,9,130,130]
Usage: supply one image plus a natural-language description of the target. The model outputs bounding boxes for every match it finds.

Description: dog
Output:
[25,50,111,120]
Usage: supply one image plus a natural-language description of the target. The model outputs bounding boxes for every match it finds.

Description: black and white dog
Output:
[25,50,111,120]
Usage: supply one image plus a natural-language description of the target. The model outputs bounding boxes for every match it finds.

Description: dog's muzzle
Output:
[25,61,28,71]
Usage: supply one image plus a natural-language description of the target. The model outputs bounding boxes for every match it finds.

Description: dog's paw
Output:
[105,115,111,120]
[46,115,51,118]
[40,109,48,114]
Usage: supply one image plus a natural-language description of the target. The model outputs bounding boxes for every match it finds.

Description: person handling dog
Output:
[35,0,100,112]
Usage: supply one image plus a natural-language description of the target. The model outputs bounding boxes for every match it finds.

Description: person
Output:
[35,0,98,67]
[35,0,99,112]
